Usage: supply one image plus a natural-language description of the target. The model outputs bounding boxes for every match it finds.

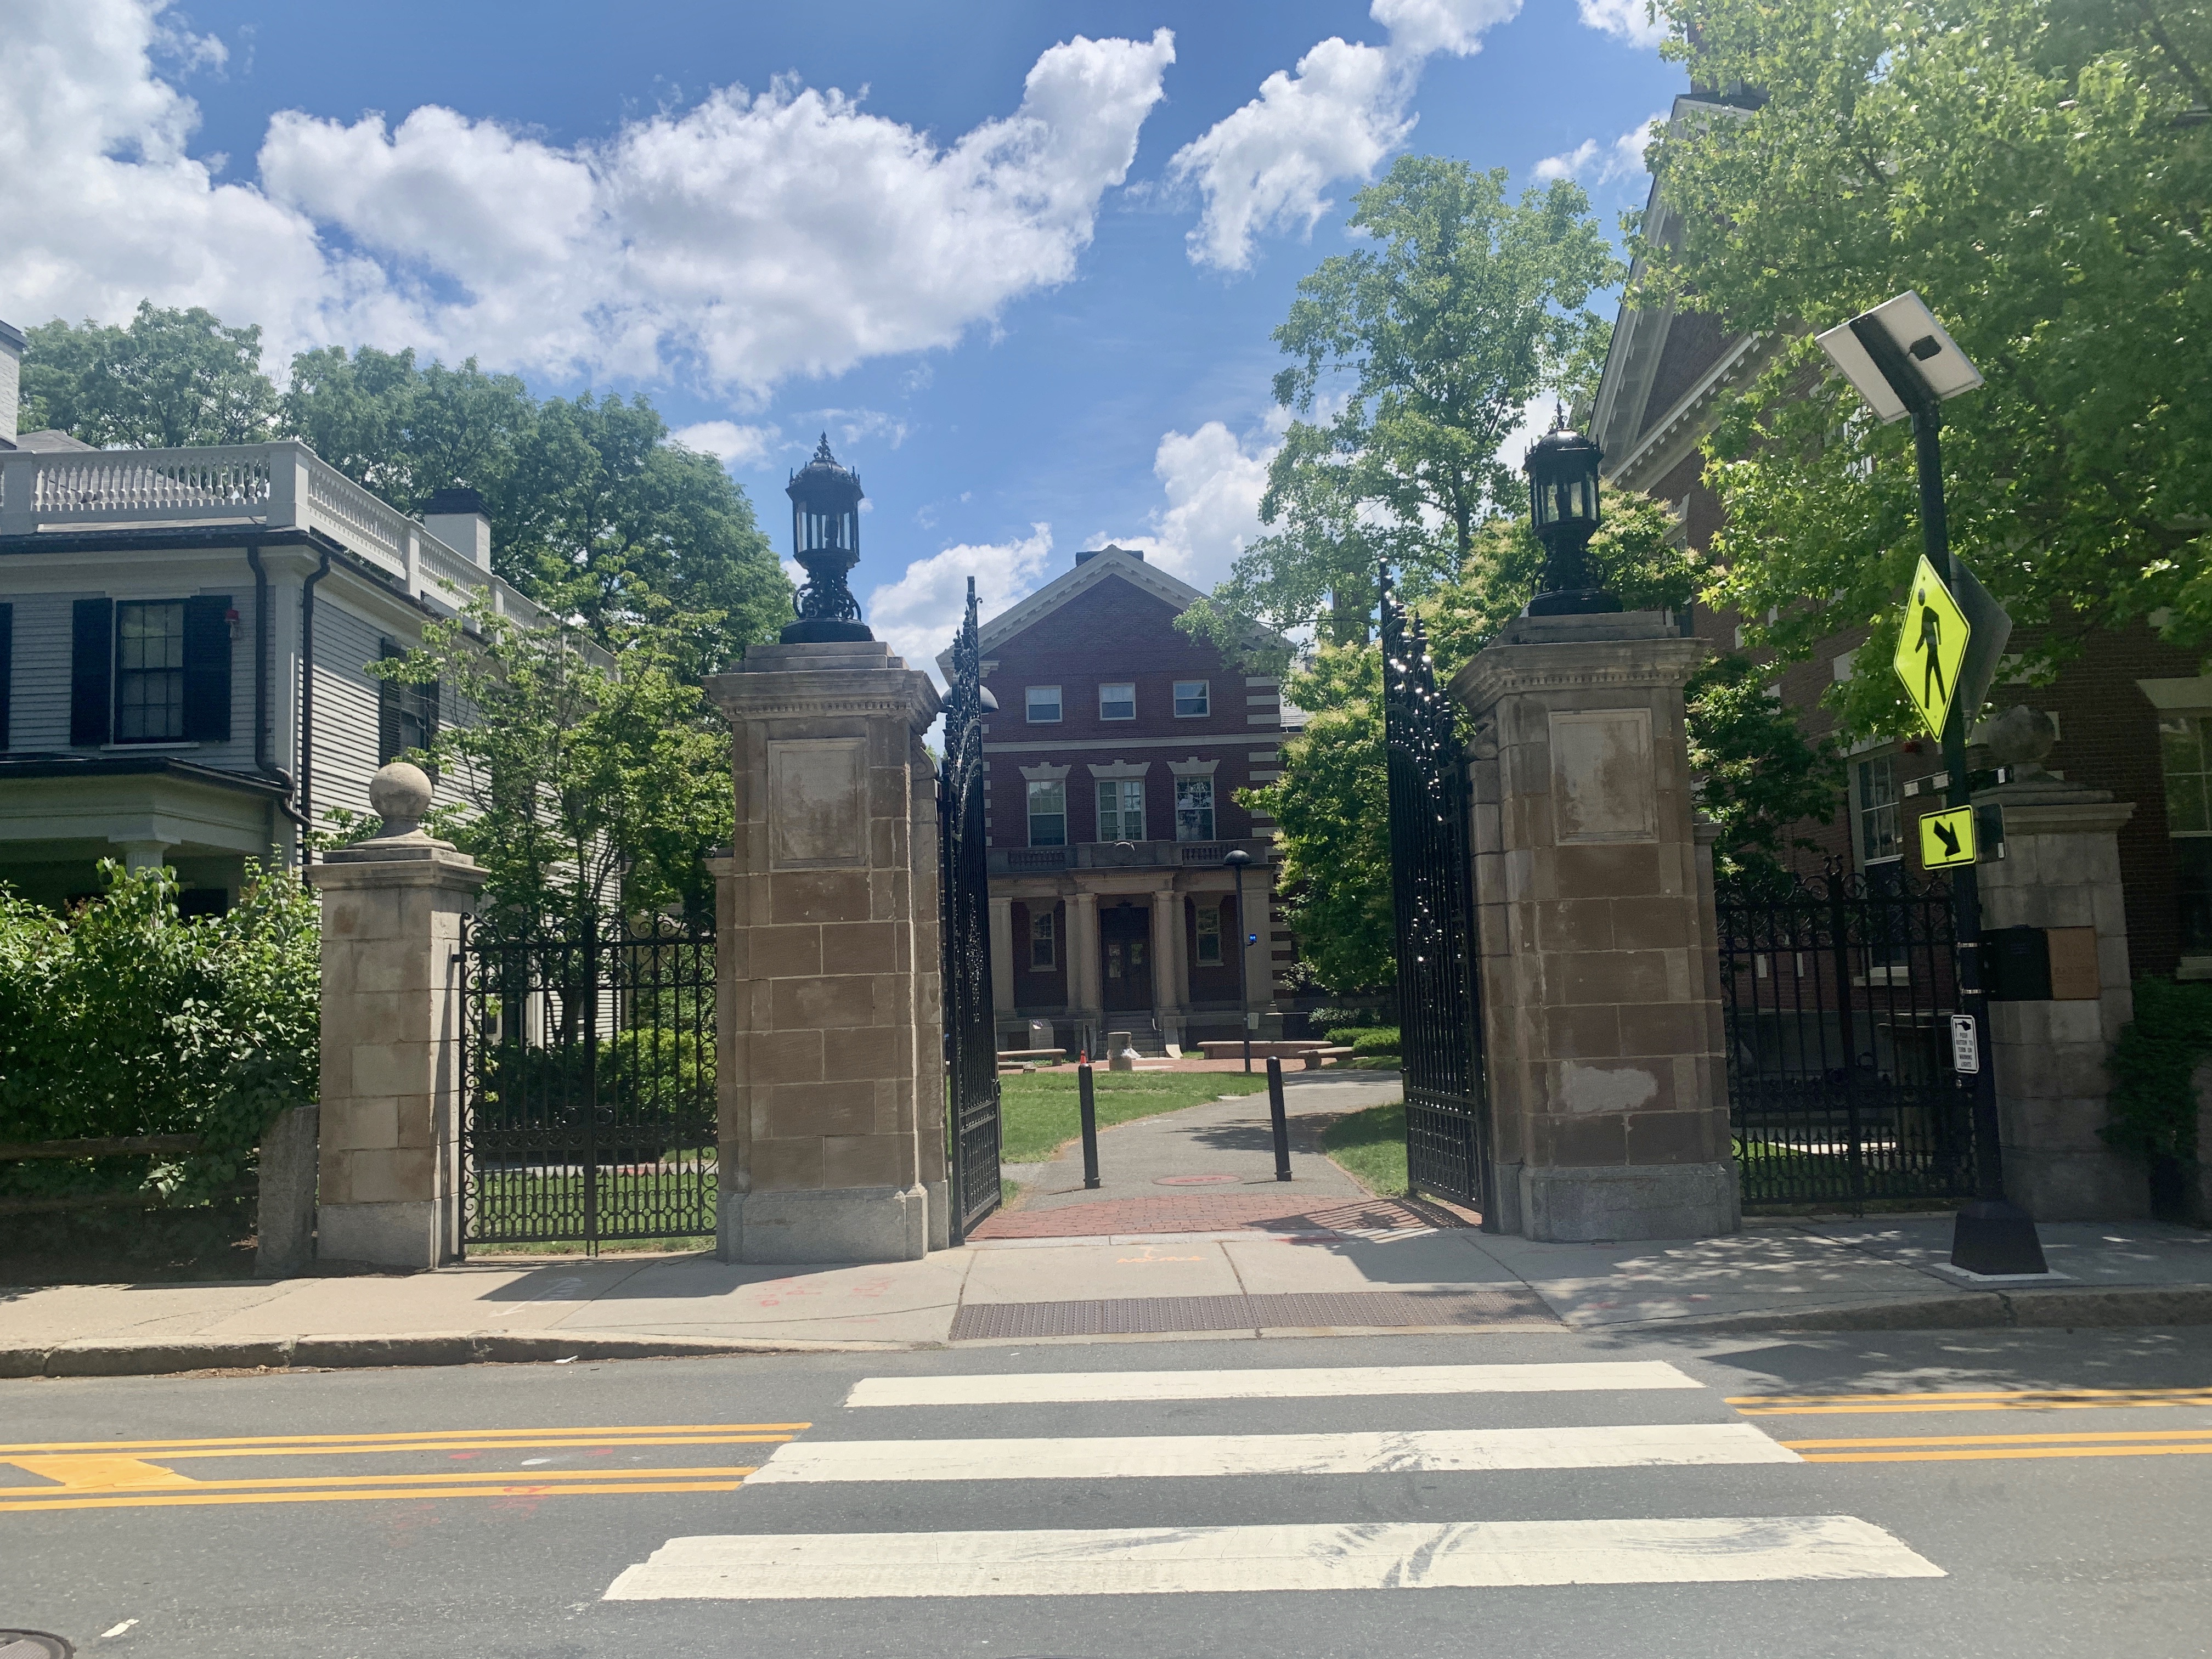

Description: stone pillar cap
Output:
[313,761,485,876]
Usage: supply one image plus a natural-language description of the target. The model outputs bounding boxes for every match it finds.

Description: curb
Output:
[0,1329,921,1380]
[1619,1284,2212,1335]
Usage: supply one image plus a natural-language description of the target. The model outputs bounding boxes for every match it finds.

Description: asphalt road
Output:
[3,1325,2209,1658]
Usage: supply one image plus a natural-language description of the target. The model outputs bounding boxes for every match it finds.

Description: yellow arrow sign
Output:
[1919,805,1977,869]
[1894,555,1971,740]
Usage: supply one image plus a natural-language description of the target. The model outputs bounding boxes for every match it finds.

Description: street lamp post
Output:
[1523,409,1619,616]
[1224,848,1254,1074]
[1816,292,2049,1278]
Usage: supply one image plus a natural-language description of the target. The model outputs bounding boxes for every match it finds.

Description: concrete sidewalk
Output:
[6,1077,2212,1376]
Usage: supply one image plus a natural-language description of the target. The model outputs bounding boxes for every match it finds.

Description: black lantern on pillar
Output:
[1523,409,1618,616]
[783,433,873,644]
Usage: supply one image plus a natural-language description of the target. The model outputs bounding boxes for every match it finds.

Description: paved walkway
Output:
[7,1077,2212,1373]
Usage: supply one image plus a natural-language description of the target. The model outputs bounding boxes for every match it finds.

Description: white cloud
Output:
[1577,0,1668,49]
[0,1,1176,392]
[864,524,1055,684]
[1534,112,1663,186]
[1107,420,1279,589]
[1170,0,1520,270]
[672,420,779,468]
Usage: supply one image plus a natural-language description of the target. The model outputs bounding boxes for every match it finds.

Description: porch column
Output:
[1149,882,1185,1052]
[1450,611,1736,1243]
[1066,889,1102,1049]
[989,895,1016,1015]
[1972,761,2144,1218]
[706,640,943,1264]
[303,763,485,1268]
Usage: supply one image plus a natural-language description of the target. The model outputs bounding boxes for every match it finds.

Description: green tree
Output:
[1181,157,1622,659]
[376,604,733,933]
[18,301,278,447]
[1640,0,2212,732]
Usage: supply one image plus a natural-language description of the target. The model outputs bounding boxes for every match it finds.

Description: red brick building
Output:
[941,545,1290,1053]
[1591,109,2208,978]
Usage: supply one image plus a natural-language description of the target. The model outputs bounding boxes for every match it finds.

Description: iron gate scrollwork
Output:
[459,914,718,1249]
[1717,861,1976,1209]
[1381,571,1494,1220]
[940,577,1003,1241]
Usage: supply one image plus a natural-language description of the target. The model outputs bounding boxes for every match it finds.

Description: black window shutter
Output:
[181,595,233,743]
[70,597,113,746]
[0,602,12,751]
[377,639,402,764]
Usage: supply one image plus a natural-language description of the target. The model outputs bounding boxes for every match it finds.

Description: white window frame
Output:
[1173,680,1210,718]
[1194,904,1223,966]
[1026,778,1067,847]
[1855,753,1901,866]
[1175,776,1216,842]
[1025,685,1062,724]
[1097,778,1145,842]
[1099,682,1136,721]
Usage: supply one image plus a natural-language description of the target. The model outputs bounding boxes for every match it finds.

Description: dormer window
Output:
[1099,682,1136,720]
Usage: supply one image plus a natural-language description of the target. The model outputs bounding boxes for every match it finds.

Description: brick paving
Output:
[968,1192,1474,1239]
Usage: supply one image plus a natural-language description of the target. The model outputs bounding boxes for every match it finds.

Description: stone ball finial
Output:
[368,761,434,837]
[1984,705,2057,776]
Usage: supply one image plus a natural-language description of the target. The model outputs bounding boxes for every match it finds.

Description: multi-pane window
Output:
[1175,777,1215,842]
[1174,680,1209,717]
[1195,904,1223,966]
[114,601,185,742]
[1029,908,1057,970]
[1025,685,1061,723]
[2160,714,2212,954]
[378,640,440,768]
[1026,779,1067,846]
[1858,755,1900,864]
[1099,682,1136,720]
[1097,779,1145,842]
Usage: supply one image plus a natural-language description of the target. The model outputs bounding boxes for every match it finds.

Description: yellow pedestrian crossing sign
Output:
[1919,805,1977,868]
[1893,555,1970,740]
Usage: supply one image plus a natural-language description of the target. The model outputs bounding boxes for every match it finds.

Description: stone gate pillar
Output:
[304,763,485,1268]
[1451,612,1738,1242]
[1971,745,2144,1218]
[706,640,943,1263]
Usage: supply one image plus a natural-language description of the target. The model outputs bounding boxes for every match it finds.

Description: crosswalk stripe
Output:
[746,1423,1798,1483]
[843,1361,1702,1408]
[603,1515,1943,1599]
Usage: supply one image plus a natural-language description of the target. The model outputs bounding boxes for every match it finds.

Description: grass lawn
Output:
[1322,1099,1409,1196]
[997,1069,1271,1165]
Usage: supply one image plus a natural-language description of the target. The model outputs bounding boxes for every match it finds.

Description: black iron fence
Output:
[940,578,1003,1241]
[1717,862,1976,1209]
[1381,573,1493,1218]
[459,914,718,1249]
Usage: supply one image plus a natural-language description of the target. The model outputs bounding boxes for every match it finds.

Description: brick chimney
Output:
[0,318,24,447]
[422,485,492,571]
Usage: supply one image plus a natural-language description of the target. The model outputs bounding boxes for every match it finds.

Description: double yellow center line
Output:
[1729,1386,2212,1463]
[0,1423,808,1512]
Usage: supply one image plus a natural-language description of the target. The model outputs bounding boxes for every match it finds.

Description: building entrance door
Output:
[1099,901,1153,1012]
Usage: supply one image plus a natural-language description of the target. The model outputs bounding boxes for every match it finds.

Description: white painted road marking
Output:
[603,1515,1942,1599]
[746,1422,1798,1483]
[843,1361,1702,1408]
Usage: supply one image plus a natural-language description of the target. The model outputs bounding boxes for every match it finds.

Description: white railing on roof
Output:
[0,438,550,628]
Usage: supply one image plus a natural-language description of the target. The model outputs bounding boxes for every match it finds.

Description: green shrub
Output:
[1350,1028,1402,1057]
[0,861,319,1199]
[2106,977,2212,1164]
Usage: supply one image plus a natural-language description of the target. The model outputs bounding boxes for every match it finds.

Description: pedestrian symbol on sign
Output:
[1892,554,1971,740]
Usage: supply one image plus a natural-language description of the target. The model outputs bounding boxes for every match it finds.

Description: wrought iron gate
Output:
[1717,862,1977,1209]
[940,578,1003,1240]
[1381,573,1494,1218]
[459,915,718,1249]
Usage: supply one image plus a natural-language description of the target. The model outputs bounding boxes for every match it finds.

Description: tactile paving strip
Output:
[949,1287,1558,1340]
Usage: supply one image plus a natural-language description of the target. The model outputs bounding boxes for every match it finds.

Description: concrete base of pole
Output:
[1951,1198,2052,1276]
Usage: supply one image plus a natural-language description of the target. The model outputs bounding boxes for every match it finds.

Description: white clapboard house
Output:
[0,316,555,911]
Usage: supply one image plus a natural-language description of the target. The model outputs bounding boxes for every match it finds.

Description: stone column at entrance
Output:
[1149,883,1185,1052]
[1067,890,1102,1048]
[1970,724,2145,1218]
[304,763,485,1268]
[707,640,943,1264]
[1451,611,1737,1242]
[989,896,1016,1018]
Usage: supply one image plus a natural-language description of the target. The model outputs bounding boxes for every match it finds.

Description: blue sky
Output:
[3,0,1681,673]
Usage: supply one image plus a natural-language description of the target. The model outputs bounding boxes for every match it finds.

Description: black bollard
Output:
[1267,1055,1291,1182]
[1079,1060,1102,1190]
